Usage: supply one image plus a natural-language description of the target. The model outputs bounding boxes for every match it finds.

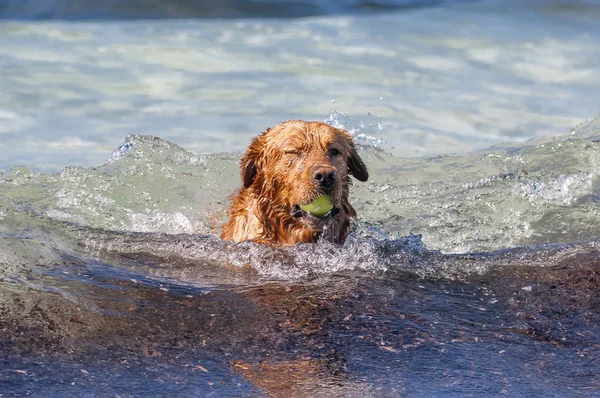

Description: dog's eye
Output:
[329,148,341,157]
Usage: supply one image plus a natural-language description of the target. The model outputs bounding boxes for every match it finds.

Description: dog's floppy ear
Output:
[348,147,369,181]
[241,130,267,188]
[342,132,369,182]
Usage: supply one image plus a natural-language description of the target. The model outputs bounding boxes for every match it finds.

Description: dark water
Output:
[2,237,600,396]
[0,0,476,20]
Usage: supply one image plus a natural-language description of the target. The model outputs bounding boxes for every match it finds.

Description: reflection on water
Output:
[2,247,599,396]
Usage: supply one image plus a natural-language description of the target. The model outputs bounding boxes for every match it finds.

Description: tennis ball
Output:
[299,194,334,218]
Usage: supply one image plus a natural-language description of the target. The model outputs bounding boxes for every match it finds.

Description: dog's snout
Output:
[312,166,337,187]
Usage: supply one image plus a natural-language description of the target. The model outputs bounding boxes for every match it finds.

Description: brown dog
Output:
[221,120,368,245]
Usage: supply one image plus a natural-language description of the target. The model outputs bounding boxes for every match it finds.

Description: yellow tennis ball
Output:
[299,194,334,218]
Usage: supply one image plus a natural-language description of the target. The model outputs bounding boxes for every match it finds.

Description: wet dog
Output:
[221,120,368,245]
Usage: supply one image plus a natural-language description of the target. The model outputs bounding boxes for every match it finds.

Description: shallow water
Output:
[2,0,600,396]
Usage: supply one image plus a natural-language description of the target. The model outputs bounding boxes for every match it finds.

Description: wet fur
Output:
[221,120,368,245]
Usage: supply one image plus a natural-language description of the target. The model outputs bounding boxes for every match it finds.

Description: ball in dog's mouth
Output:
[291,194,338,219]
[299,194,334,217]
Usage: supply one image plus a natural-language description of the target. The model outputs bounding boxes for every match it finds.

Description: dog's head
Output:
[240,120,368,222]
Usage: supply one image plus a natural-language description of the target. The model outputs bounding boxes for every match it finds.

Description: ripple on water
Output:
[2,120,600,396]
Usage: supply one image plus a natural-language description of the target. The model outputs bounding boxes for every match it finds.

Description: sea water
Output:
[1,0,600,396]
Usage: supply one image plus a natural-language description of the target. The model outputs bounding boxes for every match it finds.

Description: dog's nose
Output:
[312,166,337,188]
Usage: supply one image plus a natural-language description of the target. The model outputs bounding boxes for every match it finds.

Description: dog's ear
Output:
[348,147,369,181]
[342,132,369,182]
[241,130,267,188]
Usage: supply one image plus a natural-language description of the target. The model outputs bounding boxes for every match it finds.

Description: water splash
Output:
[2,117,600,283]
[324,110,384,148]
